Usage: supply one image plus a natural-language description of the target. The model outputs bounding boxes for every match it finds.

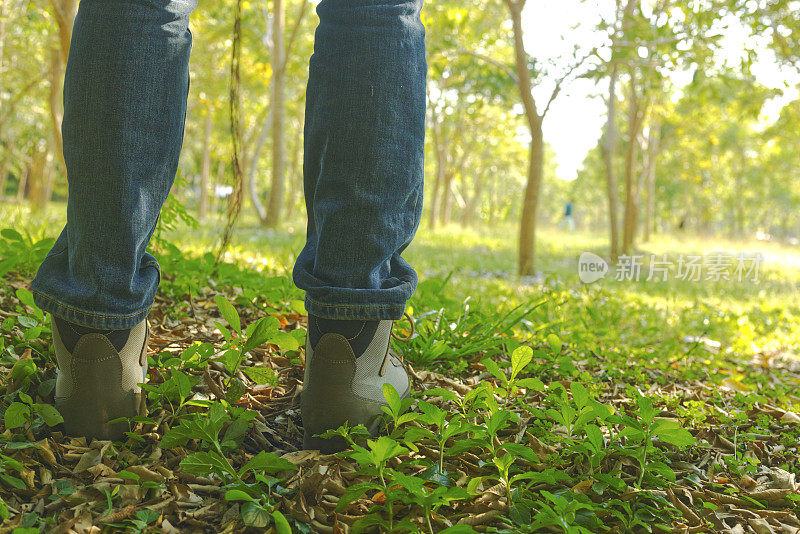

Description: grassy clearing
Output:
[0,204,798,533]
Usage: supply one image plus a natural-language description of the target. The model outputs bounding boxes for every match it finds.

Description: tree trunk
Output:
[0,146,10,200]
[28,144,50,210]
[265,0,285,227]
[642,125,659,242]
[488,171,497,225]
[440,172,454,225]
[461,173,484,226]
[212,158,227,216]
[248,104,272,223]
[48,47,65,184]
[733,155,745,237]
[199,110,213,220]
[0,0,7,77]
[427,98,445,229]
[50,0,77,64]
[505,0,544,276]
[518,118,544,276]
[49,0,78,175]
[621,76,643,255]
[286,119,302,219]
[16,164,29,202]
[602,65,620,261]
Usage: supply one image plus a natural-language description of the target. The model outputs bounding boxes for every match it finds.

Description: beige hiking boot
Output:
[51,316,149,441]
[301,320,411,453]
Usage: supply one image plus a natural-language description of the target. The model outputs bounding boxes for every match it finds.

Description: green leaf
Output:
[223,410,256,446]
[214,295,241,334]
[239,451,298,476]
[220,348,243,375]
[546,333,562,355]
[652,419,696,449]
[585,424,604,451]
[244,366,277,386]
[241,501,270,528]
[352,513,388,533]
[637,395,656,425]
[33,403,64,426]
[396,412,419,426]
[486,409,511,435]
[501,442,543,463]
[517,377,545,392]
[546,408,566,427]
[180,451,231,477]
[1,228,23,241]
[336,481,380,511]
[4,402,30,429]
[366,436,407,466]
[269,331,300,352]
[1,454,24,471]
[10,359,36,382]
[571,382,589,408]
[224,489,256,502]
[15,288,36,309]
[290,300,307,315]
[1,474,25,490]
[170,369,193,399]
[243,316,279,352]
[161,410,227,450]
[439,525,480,533]
[466,476,484,494]
[417,400,447,428]
[510,345,533,380]
[226,377,246,404]
[481,357,505,383]
[272,510,292,534]
[646,460,677,482]
[390,472,426,495]
[422,387,459,403]
[23,326,42,340]
[382,383,401,416]
[118,470,141,482]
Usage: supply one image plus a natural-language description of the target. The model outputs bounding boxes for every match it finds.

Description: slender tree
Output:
[504,0,591,275]
[265,0,285,227]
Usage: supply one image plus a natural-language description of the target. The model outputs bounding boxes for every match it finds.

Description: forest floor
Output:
[0,205,799,533]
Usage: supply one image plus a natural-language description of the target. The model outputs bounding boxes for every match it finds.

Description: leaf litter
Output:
[0,268,799,533]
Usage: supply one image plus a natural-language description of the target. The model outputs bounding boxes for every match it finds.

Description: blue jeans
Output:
[30,0,426,329]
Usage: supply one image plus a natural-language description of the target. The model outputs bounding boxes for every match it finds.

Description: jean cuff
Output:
[304,295,407,321]
[31,289,151,330]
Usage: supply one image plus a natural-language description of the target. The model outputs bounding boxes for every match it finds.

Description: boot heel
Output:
[57,390,142,441]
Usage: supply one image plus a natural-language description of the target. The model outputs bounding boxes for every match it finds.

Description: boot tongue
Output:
[53,316,132,353]
[308,316,381,356]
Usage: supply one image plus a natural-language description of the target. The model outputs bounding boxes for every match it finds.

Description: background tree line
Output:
[0,0,798,274]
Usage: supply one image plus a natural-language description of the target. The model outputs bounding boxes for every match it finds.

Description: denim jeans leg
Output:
[292,0,427,321]
[30,0,195,330]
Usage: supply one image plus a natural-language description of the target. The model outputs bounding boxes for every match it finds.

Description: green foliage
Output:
[0,230,54,278]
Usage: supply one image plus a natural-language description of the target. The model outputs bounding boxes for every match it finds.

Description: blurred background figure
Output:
[559,199,575,232]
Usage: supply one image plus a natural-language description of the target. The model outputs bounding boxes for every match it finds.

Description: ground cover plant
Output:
[0,207,798,533]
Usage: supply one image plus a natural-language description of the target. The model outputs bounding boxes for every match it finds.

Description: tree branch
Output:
[456,48,519,84]
[542,47,597,119]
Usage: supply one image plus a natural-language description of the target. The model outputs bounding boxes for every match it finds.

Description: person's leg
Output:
[295,0,426,452]
[29,0,195,440]
[31,0,195,331]
[293,0,427,321]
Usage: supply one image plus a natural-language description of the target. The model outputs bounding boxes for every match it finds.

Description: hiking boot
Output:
[301,318,411,453]
[51,316,149,441]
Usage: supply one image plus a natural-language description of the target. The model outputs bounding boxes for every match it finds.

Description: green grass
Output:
[0,202,798,533]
